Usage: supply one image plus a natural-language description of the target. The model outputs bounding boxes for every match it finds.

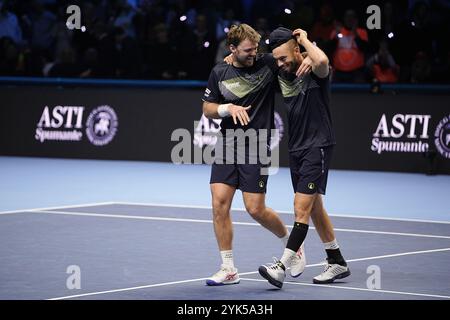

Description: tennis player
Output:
[258,27,350,288]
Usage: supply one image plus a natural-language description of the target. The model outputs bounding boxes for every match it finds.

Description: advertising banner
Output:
[1,86,449,174]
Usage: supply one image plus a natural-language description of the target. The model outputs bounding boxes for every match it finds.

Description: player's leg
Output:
[258,192,315,288]
[206,164,240,286]
[238,163,288,240]
[211,183,236,253]
[258,148,320,288]
[311,195,350,284]
[242,191,287,238]
[310,194,335,243]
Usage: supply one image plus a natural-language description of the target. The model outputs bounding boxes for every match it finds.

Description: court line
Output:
[31,210,450,240]
[0,202,116,216]
[2,200,449,224]
[47,247,450,300]
[239,278,450,300]
[113,201,450,225]
[47,277,211,300]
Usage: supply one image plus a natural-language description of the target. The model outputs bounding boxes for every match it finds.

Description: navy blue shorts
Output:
[289,146,333,195]
[210,163,269,193]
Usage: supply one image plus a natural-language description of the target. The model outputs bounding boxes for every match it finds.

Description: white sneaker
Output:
[289,243,306,277]
[313,262,350,284]
[206,264,240,286]
[258,258,286,289]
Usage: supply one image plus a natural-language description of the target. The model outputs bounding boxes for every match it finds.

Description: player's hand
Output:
[229,104,251,125]
[292,28,308,45]
[296,56,313,78]
[223,54,234,65]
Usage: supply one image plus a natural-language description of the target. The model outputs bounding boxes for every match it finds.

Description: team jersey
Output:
[202,54,278,135]
[278,69,336,152]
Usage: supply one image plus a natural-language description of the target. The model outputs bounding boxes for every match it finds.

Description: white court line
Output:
[48,247,450,300]
[0,202,116,216]
[2,201,449,224]
[239,278,450,300]
[113,201,450,225]
[48,277,211,300]
[31,210,450,240]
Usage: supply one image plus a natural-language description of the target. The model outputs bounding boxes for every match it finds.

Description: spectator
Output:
[26,0,57,51]
[0,0,23,45]
[166,0,197,28]
[0,37,23,75]
[189,14,216,80]
[79,47,106,78]
[254,17,270,53]
[366,41,399,83]
[411,51,431,83]
[214,36,230,65]
[48,45,81,77]
[395,1,434,81]
[145,23,177,79]
[112,0,137,38]
[329,9,369,83]
[215,8,239,41]
[114,26,142,78]
[310,3,336,51]
[0,0,447,83]
[275,0,314,31]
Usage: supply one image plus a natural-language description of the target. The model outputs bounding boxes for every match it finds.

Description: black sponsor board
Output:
[1,86,449,174]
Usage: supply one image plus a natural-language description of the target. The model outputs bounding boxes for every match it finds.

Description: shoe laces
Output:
[216,265,233,276]
[322,263,333,273]
[265,257,284,270]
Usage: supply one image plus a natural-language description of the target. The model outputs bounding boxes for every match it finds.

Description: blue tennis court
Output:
[1,201,449,300]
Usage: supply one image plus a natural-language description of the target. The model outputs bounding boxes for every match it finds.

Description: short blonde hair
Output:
[226,24,261,47]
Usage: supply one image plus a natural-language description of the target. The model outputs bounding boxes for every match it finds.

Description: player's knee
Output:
[294,203,311,221]
[212,198,230,216]
[246,204,265,219]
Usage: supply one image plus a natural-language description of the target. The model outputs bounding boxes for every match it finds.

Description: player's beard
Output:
[286,59,300,74]
[236,55,255,67]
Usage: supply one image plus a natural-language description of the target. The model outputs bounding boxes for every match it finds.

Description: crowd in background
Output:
[0,0,449,83]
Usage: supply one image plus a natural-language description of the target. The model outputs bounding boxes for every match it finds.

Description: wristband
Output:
[218,103,231,117]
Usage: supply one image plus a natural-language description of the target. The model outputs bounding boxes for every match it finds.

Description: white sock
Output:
[280,248,296,268]
[324,239,340,250]
[280,233,289,248]
[220,250,234,268]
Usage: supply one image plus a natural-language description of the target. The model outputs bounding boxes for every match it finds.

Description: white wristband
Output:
[217,103,231,117]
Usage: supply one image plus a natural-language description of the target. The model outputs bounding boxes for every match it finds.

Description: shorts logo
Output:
[308,183,315,190]
[258,180,265,188]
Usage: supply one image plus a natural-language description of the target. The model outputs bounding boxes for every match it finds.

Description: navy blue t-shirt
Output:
[202,54,278,135]
[278,69,336,152]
